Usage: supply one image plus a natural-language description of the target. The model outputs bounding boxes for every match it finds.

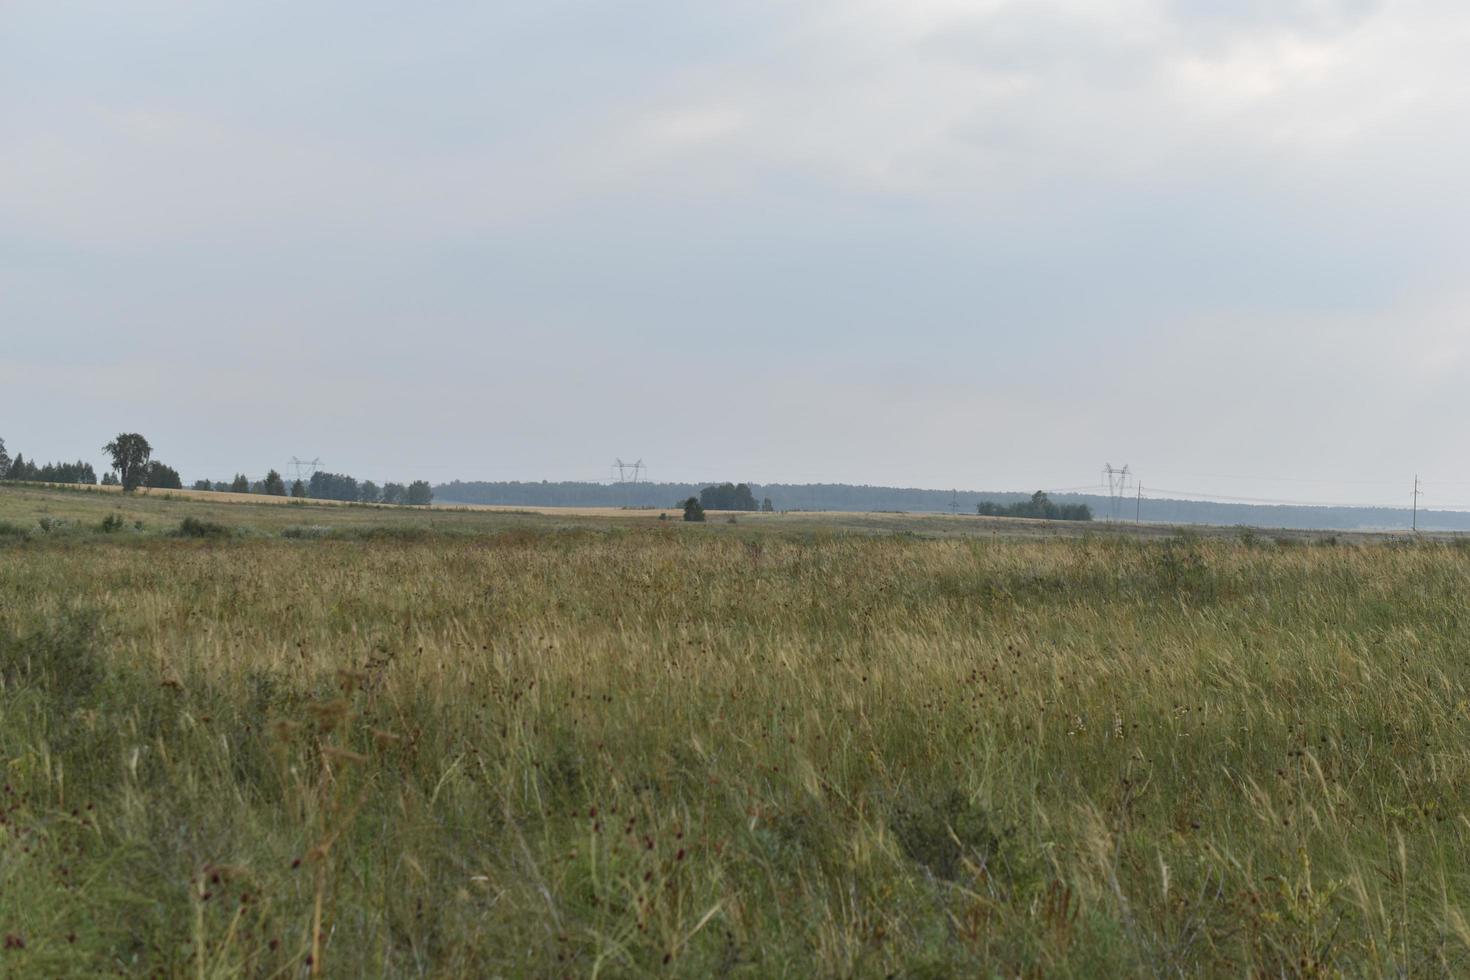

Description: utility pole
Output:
[1136,483,1142,524]
[612,459,645,484]
[1413,475,1422,533]
[289,456,322,485]
[1102,463,1131,523]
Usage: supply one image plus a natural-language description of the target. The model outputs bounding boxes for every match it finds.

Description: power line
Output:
[1102,463,1131,522]
[1130,484,1470,512]
[611,459,646,484]
[288,456,322,484]
[1142,469,1405,486]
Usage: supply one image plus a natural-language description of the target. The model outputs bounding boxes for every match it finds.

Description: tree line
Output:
[434,480,1103,514]
[190,469,432,505]
[0,434,185,490]
[0,434,431,505]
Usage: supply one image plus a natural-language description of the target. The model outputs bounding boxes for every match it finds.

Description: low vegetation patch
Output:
[280,524,333,540]
[174,516,233,538]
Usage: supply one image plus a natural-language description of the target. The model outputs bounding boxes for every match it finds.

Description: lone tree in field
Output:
[682,497,705,522]
[406,480,433,506]
[262,469,287,496]
[103,433,152,492]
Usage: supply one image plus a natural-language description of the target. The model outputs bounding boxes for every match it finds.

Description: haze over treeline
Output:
[434,481,1466,532]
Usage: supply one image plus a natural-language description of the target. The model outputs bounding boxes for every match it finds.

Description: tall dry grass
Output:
[2,523,1469,975]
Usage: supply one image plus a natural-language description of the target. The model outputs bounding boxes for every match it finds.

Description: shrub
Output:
[891,788,1012,882]
[175,517,232,539]
[0,611,106,718]
[98,513,126,534]
[682,497,705,522]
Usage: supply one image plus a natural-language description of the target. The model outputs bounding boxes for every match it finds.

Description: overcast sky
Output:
[5,0,1470,507]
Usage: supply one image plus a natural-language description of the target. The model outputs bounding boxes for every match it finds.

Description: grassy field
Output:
[0,479,1428,543]
[2,484,1469,976]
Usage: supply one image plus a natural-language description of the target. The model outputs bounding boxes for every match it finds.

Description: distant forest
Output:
[434,480,1470,532]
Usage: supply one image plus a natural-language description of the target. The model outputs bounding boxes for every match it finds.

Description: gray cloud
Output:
[3,0,1469,503]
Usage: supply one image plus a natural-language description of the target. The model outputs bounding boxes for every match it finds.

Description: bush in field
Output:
[175,517,231,538]
[0,610,105,716]
[891,788,1012,882]
[682,497,705,522]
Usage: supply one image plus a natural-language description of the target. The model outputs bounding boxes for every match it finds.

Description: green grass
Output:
[1,485,1469,975]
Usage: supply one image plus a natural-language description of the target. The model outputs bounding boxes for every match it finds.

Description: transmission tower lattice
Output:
[612,458,646,484]
[1102,463,1132,522]
[289,457,322,484]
